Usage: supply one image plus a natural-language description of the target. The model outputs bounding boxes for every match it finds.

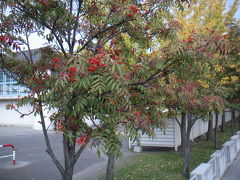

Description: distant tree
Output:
[173,0,239,36]
[161,30,228,178]
[172,0,240,143]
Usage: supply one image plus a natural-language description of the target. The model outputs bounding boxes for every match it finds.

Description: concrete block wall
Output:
[0,98,53,130]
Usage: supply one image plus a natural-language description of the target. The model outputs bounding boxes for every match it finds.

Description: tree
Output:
[160,30,228,178]
[0,1,187,180]
[172,0,240,144]
[163,78,224,177]
[173,0,239,36]
[219,22,240,132]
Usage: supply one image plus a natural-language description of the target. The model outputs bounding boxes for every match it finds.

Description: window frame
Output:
[0,71,28,97]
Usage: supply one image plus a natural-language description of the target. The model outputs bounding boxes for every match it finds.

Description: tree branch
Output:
[25,32,34,64]
[16,4,68,58]
[70,0,83,54]
[38,99,65,175]
[77,18,133,53]
[175,117,181,127]
[127,58,176,86]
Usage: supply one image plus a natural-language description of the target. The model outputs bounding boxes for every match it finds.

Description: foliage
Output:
[219,22,240,110]
[171,0,240,110]
[160,30,230,116]
[173,0,239,37]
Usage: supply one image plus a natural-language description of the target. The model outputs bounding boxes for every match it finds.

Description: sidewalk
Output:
[222,153,240,180]
[73,141,136,180]
[0,125,135,180]
[73,152,136,180]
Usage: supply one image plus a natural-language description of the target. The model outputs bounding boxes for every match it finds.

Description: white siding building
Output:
[130,111,239,151]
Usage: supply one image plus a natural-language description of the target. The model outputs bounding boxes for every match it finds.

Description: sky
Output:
[25,0,240,50]
[227,0,240,18]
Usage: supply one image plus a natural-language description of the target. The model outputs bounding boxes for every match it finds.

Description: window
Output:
[0,71,28,96]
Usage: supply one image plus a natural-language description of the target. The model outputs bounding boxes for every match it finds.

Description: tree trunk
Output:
[39,104,85,180]
[63,169,74,180]
[233,110,236,128]
[221,110,225,132]
[38,101,65,177]
[62,134,75,180]
[239,111,240,130]
[180,112,187,156]
[231,110,234,135]
[183,121,191,179]
[106,153,115,180]
[39,103,81,180]
[206,112,213,141]
[214,112,218,150]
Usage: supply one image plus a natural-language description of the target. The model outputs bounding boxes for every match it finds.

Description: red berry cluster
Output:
[67,67,77,82]
[0,35,9,43]
[213,35,228,41]
[134,111,141,116]
[87,49,123,72]
[127,14,134,17]
[187,35,193,42]
[32,77,43,85]
[33,86,43,93]
[56,120,63,131]
[0,35,19,49]
[135,64,144,68]
[29,77,44,93]
[87,56,108,72]
[129,5,139,13]
[76,135,88,146]
[127,5,139,17]
[234,99,240,103]
[111,55,123,64]
[182,35,193,43]
[87,49,123,73]
[52,56,61,68]
[87,49,109,72]
[39,0,48,6]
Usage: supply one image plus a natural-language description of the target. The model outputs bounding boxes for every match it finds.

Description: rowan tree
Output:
[158,29,232,178]
[171,0,240,144]
[0,1,188,180]
[217,22,240,133]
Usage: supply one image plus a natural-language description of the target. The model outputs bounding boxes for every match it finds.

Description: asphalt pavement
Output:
[0,126,133,180]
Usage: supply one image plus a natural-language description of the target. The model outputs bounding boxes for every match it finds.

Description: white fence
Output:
[190,131,240,180]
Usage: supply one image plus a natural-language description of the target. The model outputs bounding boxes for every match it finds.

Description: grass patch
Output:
[114,152,183,180]
[112,120,239,180]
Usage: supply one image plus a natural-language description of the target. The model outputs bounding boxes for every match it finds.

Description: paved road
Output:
[0,126,132,180]
[222,153,240,180]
